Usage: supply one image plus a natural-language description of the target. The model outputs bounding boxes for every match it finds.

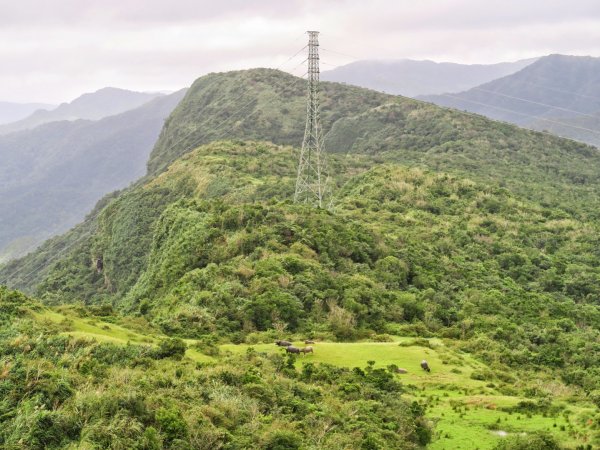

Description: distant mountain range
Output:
[421,54,600,146]
[0,89,187,263]
[0,87,164,135]
[0,101,56,125]
[321,58,537,96]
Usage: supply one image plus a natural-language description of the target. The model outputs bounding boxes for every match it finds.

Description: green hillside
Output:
[148,69,600,220]
[6,142,598,424]
[0,286,432,449]
[324,101,600,220]
[147,69,390,175]
[0,90,187,263]
[1,69,600,449]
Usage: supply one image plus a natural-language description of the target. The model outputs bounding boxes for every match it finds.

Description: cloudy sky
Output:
[2,0,600,103]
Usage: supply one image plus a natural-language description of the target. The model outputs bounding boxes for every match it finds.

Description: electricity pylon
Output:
[294,31,330,208]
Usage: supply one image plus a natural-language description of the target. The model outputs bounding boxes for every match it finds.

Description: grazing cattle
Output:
[299,346,314,355]
[304,339,315,344]
[275,340,292,347]
[420,360,431,372]
[285,346,301,354]
[396,368,408,374]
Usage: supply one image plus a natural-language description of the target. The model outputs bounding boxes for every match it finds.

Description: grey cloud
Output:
[0,0,599,102]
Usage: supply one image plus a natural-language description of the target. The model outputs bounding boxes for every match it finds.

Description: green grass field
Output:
[31,307,596,449]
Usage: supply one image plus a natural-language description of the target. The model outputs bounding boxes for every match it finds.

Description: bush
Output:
[155,407,189,442]
[264,430,302,450]
[154,338,187,360]
[493,431,562,450]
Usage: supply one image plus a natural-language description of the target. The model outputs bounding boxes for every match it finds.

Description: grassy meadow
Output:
[32,305,596,449]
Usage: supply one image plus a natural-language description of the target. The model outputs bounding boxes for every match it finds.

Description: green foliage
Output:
[147,68,390,175]
[492,431,562,450]
[3,142,598,396]
[3,68,600,449]
[264,430,302,450]
[154,338,187,360]
[325,101,600,221]
[155,407,188,442]
[0,287,429,450]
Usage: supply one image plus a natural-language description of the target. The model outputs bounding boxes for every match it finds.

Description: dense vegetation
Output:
[9,141,599,400]
[0,286,430,449]
[147,69,390,175]
[324,101,600,220]
[1,69,599,448]
[147,69,600,221]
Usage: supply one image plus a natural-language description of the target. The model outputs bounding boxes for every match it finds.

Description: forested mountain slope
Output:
[147,69,391,175]
[422,55,600,147]
[148,69,600,220]
[2,69,600,448]
[0,286,431,449]
[0,89,187,263]
[1,141,597,450]
[4,68,600,289]
[321,58,536,96]
[0,87,164,135]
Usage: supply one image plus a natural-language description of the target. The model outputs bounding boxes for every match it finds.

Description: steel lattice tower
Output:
[294,31,329,208]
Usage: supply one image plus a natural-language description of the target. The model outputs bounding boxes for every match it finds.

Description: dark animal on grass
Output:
[299,346,313,355]
[396,368,408,374]
[420,360,431,372]
[304,339,315,344]
[275,340,292,347]
[285,346,301,354]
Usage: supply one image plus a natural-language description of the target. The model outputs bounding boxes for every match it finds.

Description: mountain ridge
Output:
[0,101,56,125]
[321,57,538,96]
[4,68,600,296]
[0,87,165,135]
[1,69,599,448]
[0,89,187,263]
[421,54,600,146]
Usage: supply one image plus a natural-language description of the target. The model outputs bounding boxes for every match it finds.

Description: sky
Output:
[2,0,600,103]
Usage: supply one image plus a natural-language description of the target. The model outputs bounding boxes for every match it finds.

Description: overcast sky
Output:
[2,0,600,103]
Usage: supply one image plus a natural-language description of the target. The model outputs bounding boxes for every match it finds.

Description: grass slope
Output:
[31,305,597,449]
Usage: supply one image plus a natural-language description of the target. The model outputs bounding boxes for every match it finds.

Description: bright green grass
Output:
[220,341,594,449]
[425,396,595,450]
[31,310,595,449]
[33,309,157,344]
[221,340,488,387]
[31,308,214,362]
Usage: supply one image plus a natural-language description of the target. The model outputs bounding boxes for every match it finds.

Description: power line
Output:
[436,93,600,138]
[320,47,361,61]
[471,87,600,121]
[0,229,95,287]
[515,76,600,104]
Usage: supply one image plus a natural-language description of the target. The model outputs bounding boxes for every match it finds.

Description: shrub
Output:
[154,338,187,360]
[492,431,561,450]
[155,407,189,442]
[264,430,302,450]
